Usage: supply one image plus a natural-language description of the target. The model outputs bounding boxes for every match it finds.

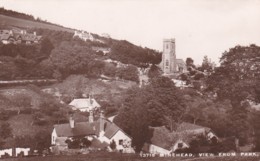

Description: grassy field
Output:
[1,152,260,161]
[0,14,74,32]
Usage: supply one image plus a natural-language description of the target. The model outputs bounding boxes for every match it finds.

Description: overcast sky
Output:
[1,0,260,65]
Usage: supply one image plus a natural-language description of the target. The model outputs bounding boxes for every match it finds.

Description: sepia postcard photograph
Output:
[0,0,260,160]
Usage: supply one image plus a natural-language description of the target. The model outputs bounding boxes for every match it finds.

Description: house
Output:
[0,29,42,44]
[92,47,111,55]
[142,122,218,155]
[51,112,134,153]
[101,33,111,38]
[69,97,101,112]
[73,30,94,41]
[0,30,15,44]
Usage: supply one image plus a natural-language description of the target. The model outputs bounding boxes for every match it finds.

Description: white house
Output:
[69,97,101,112]
[51,112,134,153]
[73,30,94,41]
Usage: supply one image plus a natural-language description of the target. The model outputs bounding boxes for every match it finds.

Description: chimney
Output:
[99,110,105,136]
[89,94,93,105]
[89,110,94,123]
[69,115,75,129]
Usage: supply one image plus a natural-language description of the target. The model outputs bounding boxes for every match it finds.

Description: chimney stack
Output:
[69,115,75,129]
[89,110,94,123]
[89,94,93,105]
[99,110,105,136]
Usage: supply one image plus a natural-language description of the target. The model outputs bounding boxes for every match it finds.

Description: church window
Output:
[166,44,168,49]
[165,60,169,67]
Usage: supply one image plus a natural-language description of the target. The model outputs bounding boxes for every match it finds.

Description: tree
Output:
[199,55,214,72]
[116,65,139,82]
[207,45,260,105]
[40,38,54,58]
[81,138,91,148]
[110,140,116,150]
[251,111,260,151]
[103,62,117,77]
[147,64,161,79]
[34,130,51,152]
[186,57,195,69]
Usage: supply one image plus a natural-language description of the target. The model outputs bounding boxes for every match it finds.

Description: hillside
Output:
[0,15,74,32]
[0,9,161,82]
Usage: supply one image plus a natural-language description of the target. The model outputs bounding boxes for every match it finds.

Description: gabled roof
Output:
[69,98,101,110]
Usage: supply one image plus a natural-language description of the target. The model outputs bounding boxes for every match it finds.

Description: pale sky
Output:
[1,0,260,65]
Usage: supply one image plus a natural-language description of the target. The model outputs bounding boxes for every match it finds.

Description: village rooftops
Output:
[0,29,42,44]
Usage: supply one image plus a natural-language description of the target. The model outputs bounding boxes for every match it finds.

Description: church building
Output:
[160,39,186,74]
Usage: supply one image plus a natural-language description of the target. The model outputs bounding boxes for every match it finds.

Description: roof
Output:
[0,33,11,40]
[176,122,210,133]
[103,121,120,139]
[69,98,101,110]
[145,122,212,151]
[54,122,97,137]
[54,118,127,140]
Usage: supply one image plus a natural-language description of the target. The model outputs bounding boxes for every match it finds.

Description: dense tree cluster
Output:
[204,45,260,147]
[114,77,186,152]
[0,7,35,21]
[110,40,161,67]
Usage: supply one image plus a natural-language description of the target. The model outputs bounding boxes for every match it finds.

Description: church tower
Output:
[160,38,176,74]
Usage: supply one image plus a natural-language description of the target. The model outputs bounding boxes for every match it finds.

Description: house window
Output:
[178,143,183,148]
[119,139,123,145]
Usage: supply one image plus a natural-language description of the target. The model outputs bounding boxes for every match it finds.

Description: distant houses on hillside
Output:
[0,29,42,45]
[73,30,105,44]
